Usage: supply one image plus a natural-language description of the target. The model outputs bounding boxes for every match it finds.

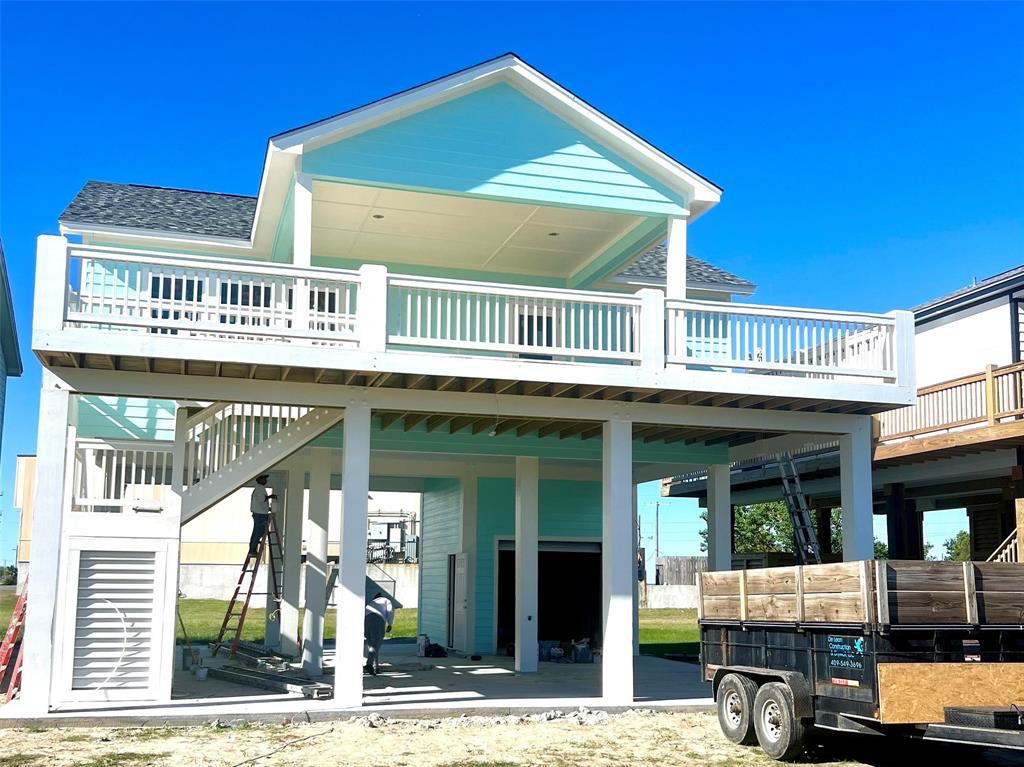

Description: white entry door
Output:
[452,552,469,651]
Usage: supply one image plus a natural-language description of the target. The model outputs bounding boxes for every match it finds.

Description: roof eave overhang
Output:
[606,273,756,296]
[914,275,1024,325]
[59,220,254,250]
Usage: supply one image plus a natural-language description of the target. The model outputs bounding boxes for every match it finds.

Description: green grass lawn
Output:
[0,589,696,658]
[638,607,699,658]
[175,600,419,645]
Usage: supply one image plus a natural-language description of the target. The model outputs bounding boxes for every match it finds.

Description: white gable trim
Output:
[271,54,722,210]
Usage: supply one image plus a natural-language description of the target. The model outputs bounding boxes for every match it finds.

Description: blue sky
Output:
[1,2,1021,562]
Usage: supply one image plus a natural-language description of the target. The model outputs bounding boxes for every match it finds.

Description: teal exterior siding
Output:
[473,477,602,654]
[302,83,687,217]
[418,477,461,644]
[0,345,6,456]
[77,396,177,441]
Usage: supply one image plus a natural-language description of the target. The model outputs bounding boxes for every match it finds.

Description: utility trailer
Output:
[697,560,1024,760]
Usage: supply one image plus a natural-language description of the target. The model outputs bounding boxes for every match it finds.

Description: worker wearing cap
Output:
[248,474,275,557]
[364,591,394,676]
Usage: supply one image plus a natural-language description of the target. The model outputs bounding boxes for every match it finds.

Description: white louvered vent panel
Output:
[72,550,156,691]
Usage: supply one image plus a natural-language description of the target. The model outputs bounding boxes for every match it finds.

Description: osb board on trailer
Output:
[877,663,1024,724]
[699,562,870,623]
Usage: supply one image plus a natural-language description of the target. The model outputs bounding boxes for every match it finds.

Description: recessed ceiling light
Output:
[372,213,385,220]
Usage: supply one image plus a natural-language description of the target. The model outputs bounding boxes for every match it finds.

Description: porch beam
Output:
[51,369,875,435]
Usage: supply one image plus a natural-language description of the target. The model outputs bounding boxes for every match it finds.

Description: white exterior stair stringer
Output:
[180,406,345,524]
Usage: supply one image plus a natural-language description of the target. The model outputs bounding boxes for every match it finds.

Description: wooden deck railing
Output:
[877,362,1024,441]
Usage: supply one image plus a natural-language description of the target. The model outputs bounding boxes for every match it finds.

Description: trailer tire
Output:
[753,682,806,761]
[716,673,758,745]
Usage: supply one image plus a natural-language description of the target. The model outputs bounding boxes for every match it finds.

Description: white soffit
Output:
[312,180,643,278]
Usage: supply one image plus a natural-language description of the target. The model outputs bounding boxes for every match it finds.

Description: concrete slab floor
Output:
[0,641,713,726]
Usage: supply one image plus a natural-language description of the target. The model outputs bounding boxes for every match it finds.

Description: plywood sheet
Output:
[745,567,799,595]
[878,663,1024,724]
[802,562,863,594]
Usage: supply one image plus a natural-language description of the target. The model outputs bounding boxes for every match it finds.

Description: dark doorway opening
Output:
[496,545,602,654]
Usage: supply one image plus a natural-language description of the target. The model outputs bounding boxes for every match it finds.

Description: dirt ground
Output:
[0,710,1017,767]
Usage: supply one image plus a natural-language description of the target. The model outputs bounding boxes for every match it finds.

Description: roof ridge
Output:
[85,179,257,201]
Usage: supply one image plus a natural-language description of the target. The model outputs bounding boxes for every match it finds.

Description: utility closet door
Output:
[52,538,177,705]
[452,552,469,651]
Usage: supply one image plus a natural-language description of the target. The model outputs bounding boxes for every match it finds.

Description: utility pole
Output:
[655,502,660,561]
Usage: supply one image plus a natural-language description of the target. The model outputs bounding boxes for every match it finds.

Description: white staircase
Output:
[179,402,344,523]
[987,528,1019,563]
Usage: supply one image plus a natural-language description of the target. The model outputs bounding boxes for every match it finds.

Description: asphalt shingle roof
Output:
[59,182,753,293]
[914,264,1024,314]
[617,242,755,291]
[60,181,257,240]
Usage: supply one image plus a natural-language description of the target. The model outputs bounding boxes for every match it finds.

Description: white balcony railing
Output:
[42,241,912,389]
[65,245,359,345]
[72,438,173,514]
[387,275,642,362]
[666,299,898,380]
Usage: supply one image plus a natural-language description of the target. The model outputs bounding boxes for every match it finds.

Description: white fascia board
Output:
[59,221,254,250]
[37,326,915,409]
[506,63,722,206]
[604,274,756,297]
[272,57,515,152]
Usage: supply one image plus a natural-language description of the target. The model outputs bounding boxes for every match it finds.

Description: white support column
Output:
[21,371,75,713]
[302,448,331,677]
[632,483,640,657]
[293,172,313,332]
[840,417,874,561]
[264,471,285,649]
[336,402,371,707]
[665,216,688,300]
[637,288,666,374]
[707,464,732,571]
[602,420,634,705]
[514,456,539,674]
[457,468,478,654]
[280,465,305,657]
[357,264,388,353]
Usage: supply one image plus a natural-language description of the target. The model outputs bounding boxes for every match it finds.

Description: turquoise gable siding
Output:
[302,83,687,217]
[77,396,177,441]
[419,477,461,644]
[0,345,6,456]
[473,477,602,654]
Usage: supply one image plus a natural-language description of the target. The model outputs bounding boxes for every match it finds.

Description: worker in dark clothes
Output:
[248,474,276,557]
[364,592,394,676]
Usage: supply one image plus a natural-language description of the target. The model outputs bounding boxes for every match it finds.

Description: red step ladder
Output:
[0,580,27,703]
[211,516,284,658]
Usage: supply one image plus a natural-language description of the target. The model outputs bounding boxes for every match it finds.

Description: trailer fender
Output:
[711,666,813,720]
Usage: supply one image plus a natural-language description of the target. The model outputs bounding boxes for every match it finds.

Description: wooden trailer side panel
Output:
[877,663,1024,724]
[699,562,871,623]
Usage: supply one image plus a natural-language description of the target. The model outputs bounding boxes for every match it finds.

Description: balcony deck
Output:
[33,240,915,415]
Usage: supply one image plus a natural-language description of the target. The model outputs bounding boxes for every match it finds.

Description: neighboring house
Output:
[21,54,914,715]
[665,264,1024,562]
[0,240,23,459]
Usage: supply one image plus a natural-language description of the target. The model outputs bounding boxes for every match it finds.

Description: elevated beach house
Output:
[23,54,914,714]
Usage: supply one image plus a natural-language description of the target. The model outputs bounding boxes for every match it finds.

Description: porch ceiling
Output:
[41,350,885,419]
[372,409,785,448]
[311,180,645,279]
